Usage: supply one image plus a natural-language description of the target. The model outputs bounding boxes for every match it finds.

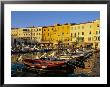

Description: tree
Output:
[75,37,84,47]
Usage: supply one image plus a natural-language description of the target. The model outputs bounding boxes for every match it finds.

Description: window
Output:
[98,36,100,41]
[23,29,28,31]
[82,32,84,35]
[90,37,91,41]
[96,37,97,40]
[90,25,91,28]
[89,31,91,34]
[97,24,99,27]
[54,28,57,31]
[62,33,64,35]
[96,31,98,34]
[71,33,72,37]
[88,37,91,41]
[82,26,84,29]
[78,26,80,29]
[82,37,84,41]
[78,32,79,35]
[74,33,76,37]
[67,26,69,29]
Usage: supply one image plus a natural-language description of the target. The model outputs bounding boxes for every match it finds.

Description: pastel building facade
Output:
[70,20,100,48]
[42,24,71,44]
[30,27,42,42]
[11,27,43,43]
[11,19,100,48]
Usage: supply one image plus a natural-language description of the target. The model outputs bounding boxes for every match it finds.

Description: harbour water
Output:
[11,49,100,77]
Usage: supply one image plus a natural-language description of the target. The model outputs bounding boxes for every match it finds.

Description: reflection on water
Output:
[11,62,89,77]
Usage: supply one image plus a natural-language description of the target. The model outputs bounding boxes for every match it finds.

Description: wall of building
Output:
[30,27,42,42]
[11,19,100,49]
[11,28,18,38]
[70,20,100,48]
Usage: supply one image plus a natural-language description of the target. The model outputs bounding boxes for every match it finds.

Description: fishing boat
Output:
[23,57,66,70]
[23,51,67,71]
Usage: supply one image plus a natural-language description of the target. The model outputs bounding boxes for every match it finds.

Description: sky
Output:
[11,11,100,28]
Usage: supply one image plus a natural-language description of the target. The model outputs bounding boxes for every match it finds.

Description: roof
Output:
[11,28,19,29]
[11,19,100,29]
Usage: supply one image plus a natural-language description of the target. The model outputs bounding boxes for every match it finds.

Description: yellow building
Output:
[70,19,100,48]
[11,19,100,49]
[42,23,71,45]
[11,27,43,43]
[42,26,54,42]
[17,28,31,40]
[30,27,42,42]
[53,24,71,43]
[11,28,18,38]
